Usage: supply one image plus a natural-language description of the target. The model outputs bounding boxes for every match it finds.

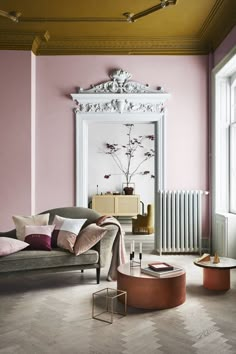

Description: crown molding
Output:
[198,0,225,37]
[198,0,236,50]
[0,31,34,50]
[31,31,50,54]
[38,36,208,55]
[0,30,50,53]
[0,31,217,55]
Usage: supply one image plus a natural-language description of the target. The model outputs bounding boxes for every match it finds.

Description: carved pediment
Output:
[71,69,170,114]
[78,69,164,94]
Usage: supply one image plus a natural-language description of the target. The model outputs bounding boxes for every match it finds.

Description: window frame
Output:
[229,75,236,213]
[212,48,236,217]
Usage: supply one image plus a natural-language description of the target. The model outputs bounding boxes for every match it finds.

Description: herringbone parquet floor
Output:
[0,251,236,354]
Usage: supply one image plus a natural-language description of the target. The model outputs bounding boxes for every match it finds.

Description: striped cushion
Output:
[52,215,87,253]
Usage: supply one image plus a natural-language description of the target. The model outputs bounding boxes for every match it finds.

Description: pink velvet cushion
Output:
[24,225,55,251]
[0,237,29,256]
[52,215,87,253]
[74,223,107,256]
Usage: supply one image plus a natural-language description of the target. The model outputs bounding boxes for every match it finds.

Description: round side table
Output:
[194,257,236,291]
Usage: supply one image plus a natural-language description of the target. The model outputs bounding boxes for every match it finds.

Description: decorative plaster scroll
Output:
[78,69,164,94]
[75,99,164,114]
[71,69,169,115]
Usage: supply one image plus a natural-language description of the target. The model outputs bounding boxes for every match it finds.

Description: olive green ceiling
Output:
[0,0,235,55]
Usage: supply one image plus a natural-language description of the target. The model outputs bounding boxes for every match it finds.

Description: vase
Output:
[123,186,134,195]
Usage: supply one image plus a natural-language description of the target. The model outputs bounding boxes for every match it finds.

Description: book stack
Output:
[141,262,183,278]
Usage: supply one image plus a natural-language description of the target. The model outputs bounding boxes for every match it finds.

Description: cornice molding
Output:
[0,31,34,50]
[198,0,236,50]
[32,31,50,54]
[39,36,208,55]
[0,30,50,53]
[198,0,225,37]
[0,31,213,55]
[0,32,206,54]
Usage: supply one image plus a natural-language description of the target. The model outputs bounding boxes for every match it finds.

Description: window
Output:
[213,49,236,215]
[230,75,236,213]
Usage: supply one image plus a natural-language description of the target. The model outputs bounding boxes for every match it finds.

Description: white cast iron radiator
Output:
[157,190,209,254]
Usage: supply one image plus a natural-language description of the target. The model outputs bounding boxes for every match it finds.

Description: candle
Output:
[139,242,142,253]
[132,240,135,253]
[130,242,132,254]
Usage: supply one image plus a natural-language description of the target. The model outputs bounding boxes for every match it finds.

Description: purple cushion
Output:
[24,225,55,251]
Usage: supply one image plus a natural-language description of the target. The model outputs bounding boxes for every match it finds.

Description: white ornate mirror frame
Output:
[71,69,170,249]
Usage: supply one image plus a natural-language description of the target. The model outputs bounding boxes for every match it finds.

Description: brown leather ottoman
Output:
[117,263,186,310]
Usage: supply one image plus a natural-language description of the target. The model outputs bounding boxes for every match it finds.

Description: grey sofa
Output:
[0,207,118,283]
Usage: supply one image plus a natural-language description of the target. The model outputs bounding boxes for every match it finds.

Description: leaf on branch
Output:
[146,135,155,140]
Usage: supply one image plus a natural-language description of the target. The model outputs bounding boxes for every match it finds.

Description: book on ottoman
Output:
[148,262,174,272]
[141,266,183,278]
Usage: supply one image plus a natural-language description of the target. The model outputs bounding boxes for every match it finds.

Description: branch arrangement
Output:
[104,124,155,187]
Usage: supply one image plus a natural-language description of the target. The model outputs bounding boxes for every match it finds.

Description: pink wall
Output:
[0,53,209,230]
[1,27,235,232]
[0,51,32,230]
[36,55,209,213]
[213,25,236,66]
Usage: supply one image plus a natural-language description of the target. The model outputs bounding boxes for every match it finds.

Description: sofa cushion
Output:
[52,215,87,253]
[0,237,29,256]
[12,213,50,240]
[74,223,107,256]
[24,225,55,251]
[44,207,101,228]
[0,248,99,273]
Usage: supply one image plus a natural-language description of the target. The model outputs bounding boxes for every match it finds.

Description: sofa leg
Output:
[96,268,100,284]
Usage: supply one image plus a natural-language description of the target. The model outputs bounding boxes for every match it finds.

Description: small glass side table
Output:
[92,288,127,324]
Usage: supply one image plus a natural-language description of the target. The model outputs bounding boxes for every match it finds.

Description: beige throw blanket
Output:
[99,216,127,281]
